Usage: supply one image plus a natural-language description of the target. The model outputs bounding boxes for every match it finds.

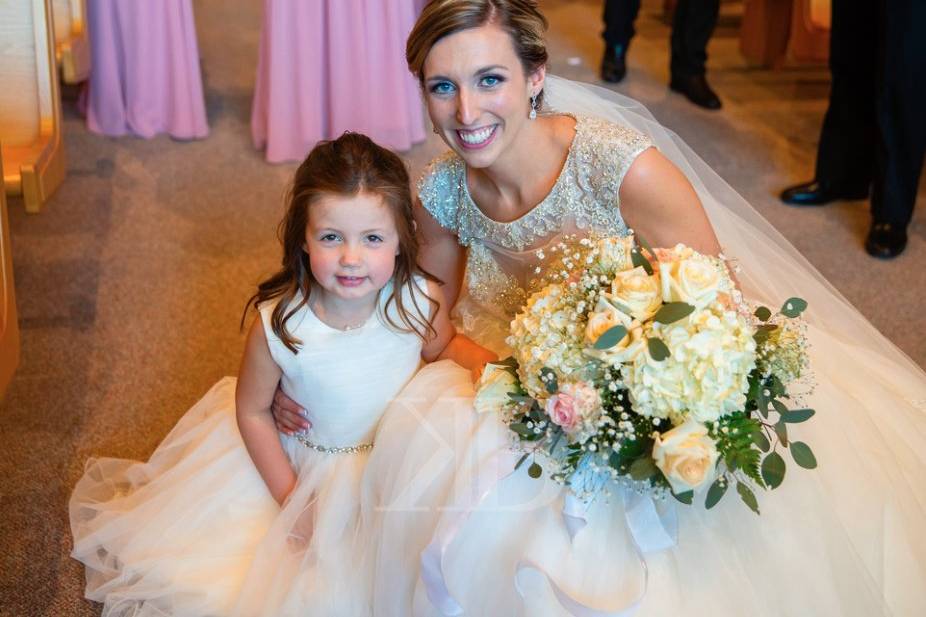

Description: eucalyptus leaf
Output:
[653,302,695,324]
[631,247,654,275]
[781,408,815,423]
[790,441,818,469]
[761,452,786,489]
[771,399,789,416]
[757,385,770,419]
[635,232,654,258]
[780,297,808,318]
[540,368,558,395]
[629,457,658,481]
[647,337,671,361]
[594,325,628,350]
[510,422,532,439]
[495,356,519,370]
[672,490,694,505]
[752,431,771,452]
[705,477,728,509]
[774,420,789,447]
[514,452,530,470]
[508,394,535,404]
[528,462,543,479]
[754,306,772,322]
[736,482,760,515]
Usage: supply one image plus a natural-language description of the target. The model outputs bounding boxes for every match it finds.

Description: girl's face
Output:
[304,192,400,305]
[422,23,544,169]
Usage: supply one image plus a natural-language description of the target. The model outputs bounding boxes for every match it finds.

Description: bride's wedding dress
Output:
[362,77,926,616]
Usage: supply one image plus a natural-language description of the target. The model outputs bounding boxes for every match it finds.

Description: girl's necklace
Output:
[309,299,372,331]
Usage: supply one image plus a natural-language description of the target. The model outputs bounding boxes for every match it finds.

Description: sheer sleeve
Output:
[416,152,465,235]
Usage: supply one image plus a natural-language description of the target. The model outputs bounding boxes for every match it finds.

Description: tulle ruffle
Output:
[70,377,372,617]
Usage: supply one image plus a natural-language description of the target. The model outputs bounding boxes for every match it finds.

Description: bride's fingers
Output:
[271,402,310,434]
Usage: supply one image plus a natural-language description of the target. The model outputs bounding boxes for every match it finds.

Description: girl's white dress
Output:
[363,105,926,616]
[69,281,426,617]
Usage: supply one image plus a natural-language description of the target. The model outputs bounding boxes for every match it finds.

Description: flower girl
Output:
[69,132,493,617]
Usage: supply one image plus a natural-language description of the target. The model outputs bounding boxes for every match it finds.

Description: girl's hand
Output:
[270,385,311,435]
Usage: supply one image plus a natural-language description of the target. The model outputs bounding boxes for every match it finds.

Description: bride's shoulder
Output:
[415,151,466,231]
[572,114,652,157]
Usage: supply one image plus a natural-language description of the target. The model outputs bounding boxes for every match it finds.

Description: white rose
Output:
[652,419,719,493]
[474,363,518,414]
[595,237,636,272]
[610,266,662,321]
[658,245,721,309]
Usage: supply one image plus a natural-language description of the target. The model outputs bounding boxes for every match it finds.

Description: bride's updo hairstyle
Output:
[407,0,549,106]
[244,132,437,353]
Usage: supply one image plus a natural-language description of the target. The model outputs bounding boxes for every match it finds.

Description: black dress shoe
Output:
[601,46,627,83]
[865,222,908,259]
[780,180,870,206]
[669,74,722,110]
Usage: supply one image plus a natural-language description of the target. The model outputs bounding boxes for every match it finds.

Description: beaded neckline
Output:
[461,113,580,227]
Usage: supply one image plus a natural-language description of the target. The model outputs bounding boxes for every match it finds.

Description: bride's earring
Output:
[529,94,538,120]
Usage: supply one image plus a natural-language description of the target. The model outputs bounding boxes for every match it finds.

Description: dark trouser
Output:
[669,0,720,78]
[872,0,926,226]
[816,0,926,226]
[602,0,641,52]
[603,0,719,78]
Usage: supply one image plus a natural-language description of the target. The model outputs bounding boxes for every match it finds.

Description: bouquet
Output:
[474,235,815,513]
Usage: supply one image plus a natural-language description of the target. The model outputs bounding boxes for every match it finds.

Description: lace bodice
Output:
[418,114,652,353]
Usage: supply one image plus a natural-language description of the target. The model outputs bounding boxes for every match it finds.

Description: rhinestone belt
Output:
[295,433,373,454]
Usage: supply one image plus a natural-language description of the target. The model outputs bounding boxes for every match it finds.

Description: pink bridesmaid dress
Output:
[251,0,426,163]
[85,0,209,139]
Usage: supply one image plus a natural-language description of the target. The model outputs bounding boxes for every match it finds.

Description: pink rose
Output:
[546,392,580,432]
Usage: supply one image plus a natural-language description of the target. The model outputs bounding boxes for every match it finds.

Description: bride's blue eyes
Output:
[429,74,505,96]
[479,74,504,88]
[366,234,384,243]
[430,81,455,95]
[320,233,340,242]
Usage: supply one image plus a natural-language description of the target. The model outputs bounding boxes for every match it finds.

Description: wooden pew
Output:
[52,0,91,83]
[0,151,20,400]
[740,0,830,68]
[0,0,66,214]
[788,0,830,63]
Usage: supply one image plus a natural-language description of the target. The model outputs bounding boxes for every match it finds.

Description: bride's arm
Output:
[619,149,722,256]
[414,198,467,309]
[421,279,498,381]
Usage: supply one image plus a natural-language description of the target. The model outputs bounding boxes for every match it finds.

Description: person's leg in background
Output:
[601,0,641,83]
[781,0,879,206]
[668,0,722,109]
[867,0,926,258]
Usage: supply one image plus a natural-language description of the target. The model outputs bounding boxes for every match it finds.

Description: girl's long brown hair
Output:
[243,133,438,353]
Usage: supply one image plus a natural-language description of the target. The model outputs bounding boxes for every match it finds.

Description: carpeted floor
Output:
[1,1,923,615]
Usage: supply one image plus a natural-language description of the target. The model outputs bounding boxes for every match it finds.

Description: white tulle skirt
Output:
[364,333,926,616]
[69,377,372,617]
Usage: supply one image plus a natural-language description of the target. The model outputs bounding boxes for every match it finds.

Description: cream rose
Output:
[610,266,662,321]
[595,236,636,272]
[651,419,719,493]
[585,296,632,344]
[474,364,518,414]
[658,245,721,309]
[584,297,647,365]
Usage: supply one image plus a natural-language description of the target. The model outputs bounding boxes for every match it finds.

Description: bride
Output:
[274,1,926,614]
